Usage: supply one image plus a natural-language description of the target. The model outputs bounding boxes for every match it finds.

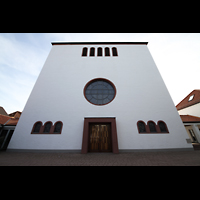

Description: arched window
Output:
[148,121,157,133]
[137,121,146,133]
[82,47,88,56]
[43,122,52,133]
[54,121,63,133]
[158,121,168,133]
[97,47,102,56]
[90,47,95,56]
[32,121,42,133]
[105,47,110,56]
[112,47,118,56]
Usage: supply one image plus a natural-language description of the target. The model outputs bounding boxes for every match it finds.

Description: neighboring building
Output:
[176,90,200,150]
[0,106,8,116]
[0,108,21,151]
[8,42,192,153]
[9,111,22,119]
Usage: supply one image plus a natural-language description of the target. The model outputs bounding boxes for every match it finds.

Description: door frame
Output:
[81,117,119,154]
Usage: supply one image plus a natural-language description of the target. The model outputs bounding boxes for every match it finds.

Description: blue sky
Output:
[0,33,200,113]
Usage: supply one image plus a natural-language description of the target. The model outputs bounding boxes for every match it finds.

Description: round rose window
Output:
[84,78,116,105]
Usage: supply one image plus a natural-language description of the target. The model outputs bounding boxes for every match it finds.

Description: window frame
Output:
[31,121,63,134]
[83,78,117,106]
[157,120,169,133]
[31,121,43,134]
[90,47,95,56]
[43,121,53,133]
[137,121,147,133]
[112,47,118,56]
[82,47,88,56]
[148,121,158,133]
[137,120,169,134]
[53,121,63,134]
[105,47,110,56]
[188,94,194,102]
[97,47,102,56]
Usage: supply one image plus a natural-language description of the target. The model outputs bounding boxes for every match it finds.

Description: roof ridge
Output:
[52,42,148,45]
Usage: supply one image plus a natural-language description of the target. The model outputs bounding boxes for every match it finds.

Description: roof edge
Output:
[177,100,200,111]
[180,115,200,123]
[51,42,148,45]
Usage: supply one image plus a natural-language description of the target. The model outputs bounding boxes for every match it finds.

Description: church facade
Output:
[8,42,192,153]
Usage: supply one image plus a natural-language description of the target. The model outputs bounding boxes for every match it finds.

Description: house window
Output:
[112,47,118,56]
[97,47,102,56]
[137,121,146,133]
[82,47,88,56]
[188,95,194,101]
[90,47,95,56]
[43,122,52,133]
[54,121,63,133]
[189,129,198,142]
[105,47,110,56]
[148,121,157,133]
[33,122,42,133]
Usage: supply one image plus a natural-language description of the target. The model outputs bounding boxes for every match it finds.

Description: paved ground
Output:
[0,149,200,166]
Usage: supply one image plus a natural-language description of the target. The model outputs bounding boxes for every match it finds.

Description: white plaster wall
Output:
[8,44,192,150]
[178,103,200,118]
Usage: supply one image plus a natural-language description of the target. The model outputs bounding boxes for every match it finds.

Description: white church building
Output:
[8,42,192,153]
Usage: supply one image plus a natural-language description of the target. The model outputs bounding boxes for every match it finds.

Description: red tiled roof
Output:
[0,114,19,126]
[176,90,200,110]
[180,115,200,123]
[6,118,19,126]
[0,114,12,125]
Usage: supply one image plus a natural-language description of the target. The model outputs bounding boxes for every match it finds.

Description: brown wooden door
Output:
[89,124,112,152]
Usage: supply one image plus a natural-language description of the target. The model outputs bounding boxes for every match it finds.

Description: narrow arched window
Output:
[105,47,110,56]
[158,121,168,133]
[54,121,63,133]
[97,47,102,56]
[148,121,157,133]
[112,47,118,56]
[82,47,88,56]
[90,47,95,56]
[33,122,42,133]
[43,122,52,133]
[137,121,146,133]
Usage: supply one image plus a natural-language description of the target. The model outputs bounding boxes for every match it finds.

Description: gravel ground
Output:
[0,149,200,166]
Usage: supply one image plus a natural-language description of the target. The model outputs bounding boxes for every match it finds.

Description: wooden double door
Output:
[89,123,112,152]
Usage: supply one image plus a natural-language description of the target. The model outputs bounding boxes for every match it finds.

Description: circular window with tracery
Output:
[84,78,116,106]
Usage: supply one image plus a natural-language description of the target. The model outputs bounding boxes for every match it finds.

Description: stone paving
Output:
[0,149,200,166]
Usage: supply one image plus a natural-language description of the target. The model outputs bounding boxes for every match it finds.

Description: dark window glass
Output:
[148,122,157,132]
[0,130,8,148]
[54,122,62,133]
[105,47,110,56]
[84,79,116,105]
[33,122,42,133]
[112,47,118,56]
[44,122,51,133]
[82,47,88,56]
[97,47,102,56]
[158,121,167,132]
[90,47,95,56]
[138,121,146,133]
